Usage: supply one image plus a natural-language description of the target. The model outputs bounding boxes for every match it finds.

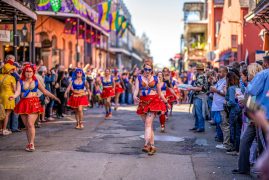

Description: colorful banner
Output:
[109,11,119,31]
[119,21,128,37]
[37,0,51,10]
[98,1,112,25]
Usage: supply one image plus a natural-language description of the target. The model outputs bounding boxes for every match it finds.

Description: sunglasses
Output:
[144,68,152,72]
[76,71,82,74]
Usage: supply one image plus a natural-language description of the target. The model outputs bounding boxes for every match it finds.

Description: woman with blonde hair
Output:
[0,63,16,135]
[247,63,263,81]
[133,59,168,155]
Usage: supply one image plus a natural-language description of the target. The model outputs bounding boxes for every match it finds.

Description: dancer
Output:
[93,75,103,108]
[101,69,115,119]
[10,64,60,152]
[133,60,168,156]
[163,69,178,116]
[65,68,91,129]
[114,69,125,110]
[157,70,178,133]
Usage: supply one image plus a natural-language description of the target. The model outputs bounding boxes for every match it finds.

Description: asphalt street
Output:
[0,105,253,180]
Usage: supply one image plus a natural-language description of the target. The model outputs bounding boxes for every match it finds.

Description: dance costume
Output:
[14,80,44,114]
[114,75,124,94]
[101,76,115,99]
[67,80,89,108]
[165,79,177,105]
[137,75,166,115]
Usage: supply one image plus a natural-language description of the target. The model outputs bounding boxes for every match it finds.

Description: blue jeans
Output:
[229,108,242,151]
[120,91,126,104]
[9,97,20,131]
[193,97,205,130]
[212,111,223,140]
[127,92,133,104]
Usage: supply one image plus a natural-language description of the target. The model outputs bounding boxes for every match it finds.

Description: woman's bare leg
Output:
[21,115,29,143]
[27,114,38,145]
[3,110,11,130]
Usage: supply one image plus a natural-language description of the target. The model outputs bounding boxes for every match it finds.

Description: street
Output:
[0,105,252,180]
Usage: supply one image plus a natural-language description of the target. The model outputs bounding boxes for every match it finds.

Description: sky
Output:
[124,0,185,66]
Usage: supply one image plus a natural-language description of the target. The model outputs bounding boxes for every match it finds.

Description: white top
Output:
[211,78,226,111]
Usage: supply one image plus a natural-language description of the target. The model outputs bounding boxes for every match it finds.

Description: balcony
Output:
[183,1,207,24]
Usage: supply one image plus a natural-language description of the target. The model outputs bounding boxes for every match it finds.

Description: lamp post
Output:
[22,24,28,62]
[99,50,102,68]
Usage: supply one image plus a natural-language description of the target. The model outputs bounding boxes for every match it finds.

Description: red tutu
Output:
[137,95,167,115]
[101,87,115,99]
[67,95,89,108]
[165,89,177,104]
[14,97,44,114]
[115,84,124,94]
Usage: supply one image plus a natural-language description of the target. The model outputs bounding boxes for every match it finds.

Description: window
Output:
[215,21,220,37]
[231,35,238,48]
[228,0,232,7]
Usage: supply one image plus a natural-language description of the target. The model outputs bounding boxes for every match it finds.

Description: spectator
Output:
[188,63,208,133]
[225,71,242,155]
[0,63,16,135]
[210,66,230,149]
[233,57,269,174]
[55,71,69,118]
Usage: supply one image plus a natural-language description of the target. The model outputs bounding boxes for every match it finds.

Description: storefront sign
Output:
[0,30,10,42]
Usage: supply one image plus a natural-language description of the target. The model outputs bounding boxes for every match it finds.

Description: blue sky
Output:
[124,0,184,66]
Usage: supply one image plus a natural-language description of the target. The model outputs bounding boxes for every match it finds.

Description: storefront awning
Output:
[215,52,231,62]
[0,0,37,23]
[245,0,269,23]
[36,11,109,37]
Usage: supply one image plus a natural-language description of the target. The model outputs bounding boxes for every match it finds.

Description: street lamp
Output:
[22,24,28,62]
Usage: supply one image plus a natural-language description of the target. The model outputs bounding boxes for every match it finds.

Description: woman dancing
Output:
[10,64,60,152]
[101,69,115,119]
[114,69,125,110]
[65,68,91,129]
[157,70,178,133]
[163,69,178,116]
[133,60,168,156]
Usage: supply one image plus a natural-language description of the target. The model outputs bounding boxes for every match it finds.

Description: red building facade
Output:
[208,0,264,66]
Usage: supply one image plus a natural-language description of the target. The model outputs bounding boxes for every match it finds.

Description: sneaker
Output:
[47,117,55,121]
[2,129,12,136]
[25,144,35,152]
[226,150,238,156]
[11,129,21,133]
[216,144,228,150]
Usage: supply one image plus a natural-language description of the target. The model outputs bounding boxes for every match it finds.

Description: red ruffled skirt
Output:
[115,84,124,94]
[14,97,44,114]
[137,95,167,115]
[165,89,177,104]
[67,95,89,108]
[101,87,115,99]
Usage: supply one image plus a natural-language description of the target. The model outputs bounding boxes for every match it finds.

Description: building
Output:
[182,0,208,69]
[215,0,263,65]
[108,0,144,70]
[35,0,109,69]
[245,0,269,56]
[0,0,37,62]
[207,0,224,66]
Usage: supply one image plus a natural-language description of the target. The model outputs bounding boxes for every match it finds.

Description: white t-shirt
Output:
[211,78,226,111]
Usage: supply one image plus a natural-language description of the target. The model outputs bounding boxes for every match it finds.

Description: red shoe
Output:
[142,145,150,153]
[148,145,157,156]
[25,144,35,152]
